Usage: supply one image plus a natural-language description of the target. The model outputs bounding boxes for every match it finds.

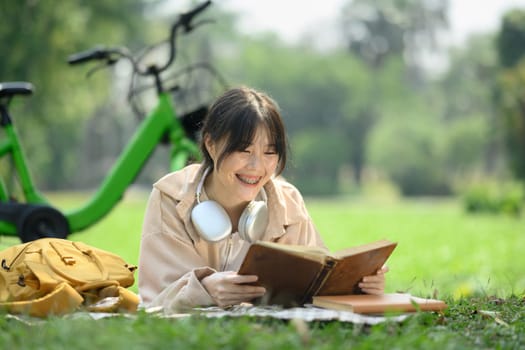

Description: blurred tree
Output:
[219,34,378,194]
[368,94,451,196]
[368,33,503,195]
[496,64,525,180]
[497,9,525,69]
[337,0,448,187]
[291,129,347,195]
[339,0,448,78]
[495,9,525,182]
[0,0,151,190]
[218,26,453,195]
[438,34,503,178]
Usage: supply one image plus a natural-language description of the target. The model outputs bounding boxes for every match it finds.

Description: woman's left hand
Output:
[358,265,389,295]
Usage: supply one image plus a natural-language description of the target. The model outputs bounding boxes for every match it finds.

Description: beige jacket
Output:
[138,163,326,312]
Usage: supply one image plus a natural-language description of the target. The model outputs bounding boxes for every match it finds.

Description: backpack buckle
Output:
[62,256,76,265]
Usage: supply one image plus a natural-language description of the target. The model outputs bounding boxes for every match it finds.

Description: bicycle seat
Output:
[0,82,33,98]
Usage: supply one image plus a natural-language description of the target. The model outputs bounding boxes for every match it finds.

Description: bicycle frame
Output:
[0,105,47,204]
[0,91,201,237]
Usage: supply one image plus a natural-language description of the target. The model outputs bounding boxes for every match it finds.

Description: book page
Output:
[332,239,396,259]
[253,241,330,265]
[316,240,397,295]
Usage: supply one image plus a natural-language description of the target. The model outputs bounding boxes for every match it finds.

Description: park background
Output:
[1,0,525,300]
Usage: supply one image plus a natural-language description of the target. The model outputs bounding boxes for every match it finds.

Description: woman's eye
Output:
[265,147,277,155]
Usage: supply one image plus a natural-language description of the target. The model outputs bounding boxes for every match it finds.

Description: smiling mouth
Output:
[236,174,260,185]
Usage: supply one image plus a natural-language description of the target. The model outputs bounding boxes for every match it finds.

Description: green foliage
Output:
[369,39,501,195]
[435,34,505,189]
[496,9,525,68]
[0,0,152,190]
[340,0,448,71]
[495,9,525,183]
[368,117,451,196]
[220,9,498,197]
[1,0,517,198]
[287,129,347,195]
[463,181,524,216]
[220,38,377,191]
[442,116,490,173]
[440,35,498,122]
[496,61,525,181]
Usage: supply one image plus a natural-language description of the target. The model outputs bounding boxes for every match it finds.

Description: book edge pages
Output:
[251,241,329,265]
[312,293,448,314]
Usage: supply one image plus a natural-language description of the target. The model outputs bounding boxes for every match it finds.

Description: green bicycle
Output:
[0,1,222,242]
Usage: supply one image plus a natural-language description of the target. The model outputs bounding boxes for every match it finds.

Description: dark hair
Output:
[200,86,287,175]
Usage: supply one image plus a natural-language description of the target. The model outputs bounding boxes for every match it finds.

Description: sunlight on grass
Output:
[306,196,525,298]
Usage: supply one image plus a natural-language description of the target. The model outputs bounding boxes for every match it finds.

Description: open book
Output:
[238,239,397,306]
[312,293,448,314]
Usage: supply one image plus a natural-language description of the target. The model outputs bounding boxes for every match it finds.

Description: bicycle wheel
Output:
[16,205,70,242]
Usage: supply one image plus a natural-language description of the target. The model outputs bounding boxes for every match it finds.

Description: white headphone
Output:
[191,167,269,243]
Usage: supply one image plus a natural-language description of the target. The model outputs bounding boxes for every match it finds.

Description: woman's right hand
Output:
[201,271,266,307]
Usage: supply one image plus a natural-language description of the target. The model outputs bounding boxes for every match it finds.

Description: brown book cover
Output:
[312,293,448,314]
[237,239,397,307]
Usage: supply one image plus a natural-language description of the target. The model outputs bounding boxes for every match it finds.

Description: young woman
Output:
[138,86,387,312]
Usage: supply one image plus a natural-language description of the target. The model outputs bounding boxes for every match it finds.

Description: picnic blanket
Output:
[184,304,410,324]
[5,304,409,325]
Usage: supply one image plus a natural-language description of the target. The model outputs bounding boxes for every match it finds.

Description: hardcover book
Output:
[238,239,397,306]
[312,293,448,314]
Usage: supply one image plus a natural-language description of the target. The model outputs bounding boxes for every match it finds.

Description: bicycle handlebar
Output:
[179,0,212,33]
[67,46,111,65]
[66,0,212,76]
[157,0,212,72]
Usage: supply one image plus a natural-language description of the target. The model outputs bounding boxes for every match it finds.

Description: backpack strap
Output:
[0,282,83,317]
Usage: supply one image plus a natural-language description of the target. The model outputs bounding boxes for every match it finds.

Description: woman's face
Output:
[206,126,279,206]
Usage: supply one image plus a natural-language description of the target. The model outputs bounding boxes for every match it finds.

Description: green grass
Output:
[1,295,523,349]
[1,192,524,349]
[307,197,525,298]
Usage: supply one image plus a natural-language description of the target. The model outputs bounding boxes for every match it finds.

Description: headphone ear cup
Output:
[238,200,269,243]
[191,200,232,242]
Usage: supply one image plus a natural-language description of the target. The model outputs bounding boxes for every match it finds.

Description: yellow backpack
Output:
[0,238,139,317]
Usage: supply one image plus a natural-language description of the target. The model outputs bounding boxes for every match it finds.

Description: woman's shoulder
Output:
[268,176,306,208]
[262,175,311,231]
[153,163,203,201]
